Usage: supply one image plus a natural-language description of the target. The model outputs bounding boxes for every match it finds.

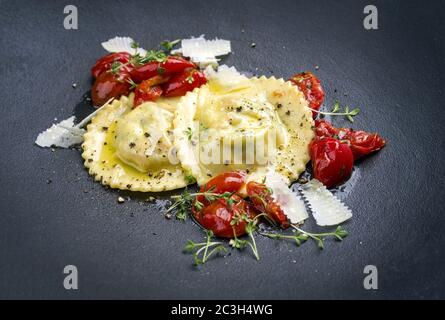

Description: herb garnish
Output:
[262,225,348,250]
[186,74,195,84]
[126,78,138,90]
[130,41,140,50]
[110,61,123,75]
[184,127,193,141]
[168,185,349,266]
[184,230,227,266]
[229,214,264,261]
[310,101,360,123]
[161,39,181,52]
[185,174,196,185]
[165,188,233,221]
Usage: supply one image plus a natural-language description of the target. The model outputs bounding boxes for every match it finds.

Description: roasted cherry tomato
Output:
[91,52,131,79]
[194,171,246,207]
[133,75,170,107]
[314,119,339,138]
[194,194,254,238]
[91,71,131,107]
[130,56,195,83]
[315,120,386,160]
[309,137,354,188]
[289,72,325,118]
[162,68,207,97]
[246,181,289,228]
[134,85,163,107]
[344,130,386,160]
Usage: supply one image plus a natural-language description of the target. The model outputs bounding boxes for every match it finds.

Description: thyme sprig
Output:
[184,127,193,141]
[165,187,234,221]
[184,230,227,266]
[262,225,348,250]
[311,101,360,123]
[229,213,269,261]
[107,40,170,75]
[161,39,181,52]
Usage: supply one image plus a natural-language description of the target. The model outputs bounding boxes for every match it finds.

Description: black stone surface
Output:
[0,0,444,299]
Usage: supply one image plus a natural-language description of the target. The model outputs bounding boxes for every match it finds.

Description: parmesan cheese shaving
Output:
[35,98,113,149]
[264,171,308,224]
[172,35,231,67]
[101,36,147,56]
[35,116,85,148]
[300,179,352,226]
[204,65,247,86]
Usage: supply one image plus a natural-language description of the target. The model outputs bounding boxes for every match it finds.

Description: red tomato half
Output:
[246,181,289,228]
[341,130,386,160]
[194,194,254,238]
[309,137,354,188]
[130,56,196,83]
[133,75,170,107]
[91,52,131,79]
[289,72,325,118]
[91,71,131,107]
[134,86,162,107]
[195,171,246,207]
[162,68,207,97]
[315,120,386,160]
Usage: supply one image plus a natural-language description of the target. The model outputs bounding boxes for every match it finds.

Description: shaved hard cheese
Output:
[35,99,113,149]
[101,36,147,56]
[35,116,85,148]
[172,35,231,67]
[264,172,308,224]
[204,65,247,87]
[300,179,352,226]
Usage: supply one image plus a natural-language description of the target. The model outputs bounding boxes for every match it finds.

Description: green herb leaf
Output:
[263,225,348,251]
[186,75,194,84]
[349,108,360,116]
[311,102,361,122]
[183,229,226,266]
[185,174,196,184]
[131,41,140,49]
[110,61,123,74]
[161,39,181,52]
[183,240,196,253]
[184,127,193,141]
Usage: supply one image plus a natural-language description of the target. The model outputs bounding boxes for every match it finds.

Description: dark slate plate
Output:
[0,0,444,299]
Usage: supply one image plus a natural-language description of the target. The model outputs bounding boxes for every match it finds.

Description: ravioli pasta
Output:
[173,76,314,186]
[82,94,189,192]
[82,77,314,192]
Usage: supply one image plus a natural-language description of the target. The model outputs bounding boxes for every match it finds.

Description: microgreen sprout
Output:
[184,230,227,266]
[262,225,349,250]
[166,187,234,221]
[311,101,360,123]
[184,127,193,141]
[161,39,181,52]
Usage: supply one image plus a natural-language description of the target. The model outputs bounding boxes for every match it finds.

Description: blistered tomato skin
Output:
[315,120,386,160]
[191,171,249,238]
[162,69,207,97]
[289,72,325,118]
[134,86,163,107]
[194,194,254,238]
[310,137,354,188]
[194,171,246,207]
[91,52,131,79]
[341,130,386,160]
[130,57,196,83]
[91,71,131,107]
[133,76,170,107]
[246,181,289,228]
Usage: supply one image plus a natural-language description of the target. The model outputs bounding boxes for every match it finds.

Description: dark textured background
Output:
[0,0,444,299]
